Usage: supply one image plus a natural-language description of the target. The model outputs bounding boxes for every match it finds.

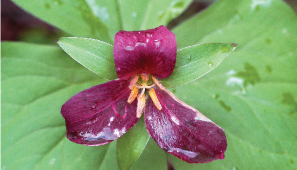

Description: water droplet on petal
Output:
[168,148,198,158]
[171,116,180,125]
[136,42,146,47]
[145,33,152,37]
[124,46,134,51]
[154,40,160,48]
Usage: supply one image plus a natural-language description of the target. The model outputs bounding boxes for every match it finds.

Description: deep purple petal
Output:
[144,88,227,163]
[61,80,138,146]
[113,25,177,80]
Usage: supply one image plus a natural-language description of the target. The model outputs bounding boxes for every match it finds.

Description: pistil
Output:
[127,74,164,118]
[136,93,146,118]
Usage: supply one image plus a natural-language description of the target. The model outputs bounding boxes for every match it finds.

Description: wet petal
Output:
[144,88,227,163]
[61,80,138,146]
[113,25,177,80]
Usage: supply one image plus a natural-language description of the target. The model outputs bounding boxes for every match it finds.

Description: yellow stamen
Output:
[148,88,162,110]
[129,75,139,89]
[136,93,146,118]
[141,73,149,82]
[127,86,139,103]
[152,76,165,90]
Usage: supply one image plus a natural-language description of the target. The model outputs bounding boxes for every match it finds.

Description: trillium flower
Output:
[61,25,227,163]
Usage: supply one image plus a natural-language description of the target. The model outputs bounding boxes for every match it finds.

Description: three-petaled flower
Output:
[61,25,227,163]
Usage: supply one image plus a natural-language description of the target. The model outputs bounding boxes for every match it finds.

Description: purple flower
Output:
[61,25,227,163]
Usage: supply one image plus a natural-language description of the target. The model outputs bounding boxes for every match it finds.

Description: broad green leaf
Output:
[161,43,237,87]
[11,0,112,43]
[83,0,123,40]
[116,117,150,170]
[170,0,297,169]
[1,42,116,170]
[11,0,191,43]
[57,37,118,80]
[118,0,192,31]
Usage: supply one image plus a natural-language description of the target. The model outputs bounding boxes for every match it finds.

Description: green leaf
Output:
[116,117,150,170]
[57,37,118,80]
[11,0,112,43]
[169,0,297,169]
[161,43,237,88]
[117,0,192,31]
[129,138,168,170]
[1,42,116,170]
[11,0,192,43]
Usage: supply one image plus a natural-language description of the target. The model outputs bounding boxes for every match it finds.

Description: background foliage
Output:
[2,0,297,169]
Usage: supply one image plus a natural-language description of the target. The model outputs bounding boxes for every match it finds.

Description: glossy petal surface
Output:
[145,88,227,163]
[61,80,138,146]
[113,25,177,80]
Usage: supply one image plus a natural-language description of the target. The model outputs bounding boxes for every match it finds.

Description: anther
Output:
[136,93,146,118]
[129,75,139,89]
[127,86,139,103]
[152,76,165,90]
[148,88,162,110]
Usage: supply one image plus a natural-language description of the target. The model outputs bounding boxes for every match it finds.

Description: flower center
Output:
[127,73,165,118]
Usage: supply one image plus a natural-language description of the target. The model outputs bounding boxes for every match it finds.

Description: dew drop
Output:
[158,12,166,22]
[136,42,146,48]
[124,46,134,51]
[187,55,191,61]
[53,0,63,5]
[232,166,238,170]
[212,94,220,99]
[173,1,184,8]
[49,158,56,165]
[208,62,213,67]
[154,40,160,48]
[145,33,152,37]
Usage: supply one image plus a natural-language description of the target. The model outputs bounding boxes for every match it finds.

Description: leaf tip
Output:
[56,37,68,45]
